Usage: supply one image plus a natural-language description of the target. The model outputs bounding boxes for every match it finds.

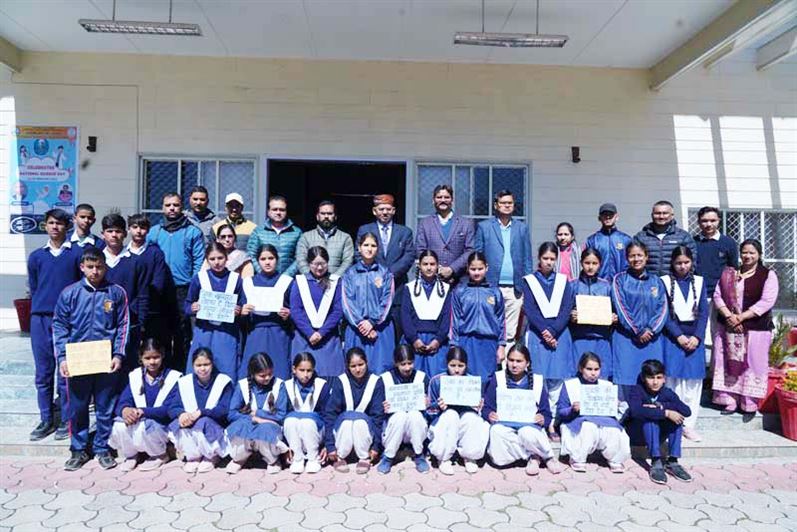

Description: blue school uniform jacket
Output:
[290,274,343,338]
[341,261,395,327]
[482,371,551,430]
[104,250,149,326]
[611,270,669,339]
[570,274,613,340]
[662,275,709,344]
[556,376,622,431]
[661,274,709,379]
[450,282,506,344]
[52,278,130,364]
[323,372,386,453]
[522,271,575,340]
[184,269,244,318]
[228,378,288,426]
[27,241,83,315]
[399,279,451,345]
[127,243,170,317]
[167,372,233,425]
[115,368,181,425]
[626,379,691,422]
[285,376,330,430]
[585,228,633,280]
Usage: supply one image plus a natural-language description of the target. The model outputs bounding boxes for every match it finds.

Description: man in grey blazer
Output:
[296,200,354,277]
[415,184,475,283]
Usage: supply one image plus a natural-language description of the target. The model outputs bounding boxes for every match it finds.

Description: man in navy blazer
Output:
[475,190,533,344]
[415,184,475,283]
[355,194,416,337]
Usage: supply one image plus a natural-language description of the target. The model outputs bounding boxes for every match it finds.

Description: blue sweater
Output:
[323,373,386,453]
[167,373,232,425]
[228,379,288,425]
[128,243,171,316]
[399,280,451,345]
[450,282,506,344]
[105,251,148,325]
[694,233,738,297]
[27,242,83,315]
[146,221,205,286]
[626,380,691,421]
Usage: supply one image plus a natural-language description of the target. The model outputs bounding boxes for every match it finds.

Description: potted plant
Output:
[775,370,797,440]
[761,315,797,413]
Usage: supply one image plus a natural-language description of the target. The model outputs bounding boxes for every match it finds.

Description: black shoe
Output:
[64,451,91,471]
[96,453,117,470]
[742,411,757,423]
[29,420,55,441]
[54,422,69,441]
[649,465,667,484]
[666,462,693,482]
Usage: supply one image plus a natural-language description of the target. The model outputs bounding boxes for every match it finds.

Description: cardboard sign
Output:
[385,383,426,413]
[576,295,613,326]
[497,388,538,424]
[246,286,284,313]
[439,375,482,407]
[65,340,111,377]
[580,383,619,417]
[197,290,237,323]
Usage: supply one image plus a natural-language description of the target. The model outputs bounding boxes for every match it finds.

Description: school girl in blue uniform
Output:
[377,345,431,474]
[110,338,181,471]
[225,353,289,474]
[483,345,563,476]
[342,232,396,374]
[611,241,669,392]
[450,252,506,382]
[324,348,386,474]
[168,348,232,473]
[522,242,576,438]
[426,347,490,475]
[185,241,244,380]
[284,353,330,474]
[400,250,451,378]
[661,246,708,442]
[557,352,630,473]
[570,248,616,379]
[290,246,345,378]
[241,244,293,380]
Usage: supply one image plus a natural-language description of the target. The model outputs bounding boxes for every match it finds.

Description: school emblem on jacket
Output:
[103,299,114,313]
[650,286,658,297]
[487,296,495,305]
[374,276,383,288]
[615,242,624,250]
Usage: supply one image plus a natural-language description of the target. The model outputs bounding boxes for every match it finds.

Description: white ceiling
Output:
[0,0,738,68]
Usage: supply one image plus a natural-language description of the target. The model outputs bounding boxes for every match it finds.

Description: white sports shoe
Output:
[463,460,479,474]
[439,461,455,475]
[305,460,322,474]
[290,460,305,474]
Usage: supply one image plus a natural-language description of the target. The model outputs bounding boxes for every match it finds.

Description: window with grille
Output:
[688,209,796,309]
[416,163,528,224]
[139,157,257,226]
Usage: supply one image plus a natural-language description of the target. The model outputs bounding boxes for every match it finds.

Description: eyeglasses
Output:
[218,234,234,240]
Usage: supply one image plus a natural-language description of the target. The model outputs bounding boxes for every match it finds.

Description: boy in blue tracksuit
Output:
[584,203,633,281]
[70,203,105,250]
[101,213,149,371]
[27,208,83,441]
[53,247,130,471]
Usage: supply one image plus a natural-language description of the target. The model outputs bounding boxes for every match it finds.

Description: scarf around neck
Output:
[163,214,189,233]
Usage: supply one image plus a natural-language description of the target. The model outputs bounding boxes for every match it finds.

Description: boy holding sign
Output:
[53,247,130,471]
[483,345,562,475]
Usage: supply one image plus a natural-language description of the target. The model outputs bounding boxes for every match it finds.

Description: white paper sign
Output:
[385,383,426,413]
[497,388,537,424]
[247,286,284,313]
[580,383,618,417]
[197,290,237,323]
[439,375,482,407]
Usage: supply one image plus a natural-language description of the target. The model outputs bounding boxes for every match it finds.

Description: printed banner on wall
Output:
[9,125,79,234]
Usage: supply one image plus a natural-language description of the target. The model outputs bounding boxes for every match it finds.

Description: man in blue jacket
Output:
[247,195,302,275]
[474,190,532,344]
[634,200,697,277]
[53,247,129,471]
[146,192,204,371]
[585,203,633,280]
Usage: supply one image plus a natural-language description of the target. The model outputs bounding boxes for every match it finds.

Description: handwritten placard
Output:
[65,340,111,377]
[385,383,426,413]
[497,388,538,423]
[439,375,482,407]
[247,286,283,314]
[580,383,618,417]
[197,290,237,323]
[576,295,613,326]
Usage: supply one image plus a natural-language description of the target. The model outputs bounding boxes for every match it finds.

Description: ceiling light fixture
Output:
[79,0,201,36]
[454,0,567,48]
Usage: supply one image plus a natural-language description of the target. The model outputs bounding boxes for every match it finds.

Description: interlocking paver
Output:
[171,508,221,530]
[401,493,441,512]
[656,521,706,532]
[382,507,427,529]
[653,502,708,526]
[695,489,743,508]
[343,508,387,529]
[364,493,403,513]
[124,492,173,511]
[406,524,447,532]
[505,505,547,524]
[0,492,16,506]
[775,517,797,530]
[765,489,797,506]
[619,503,668,526]
[696,520,750,532]
[575,523,618,532]
[286,492,327,513]
[440,492,481,511]
[85,506,138,529]
[738,521,793,532]
[2,488,54,509]
[464,506,508,528]
[41,507,96,528]
[0,505,54,527]
[215,508,262,530]
[301,508,346,530]
[85,491,135,511]
[50,524,93,532]
[205,492,249,512]
[164,492,211,512]
[425,506,467,529]
[325,493,367,512]
[616,522,662,532]
[515,492,556,510]
[546,504,589,527]
[128,507,179,529]
[249,492,289,510]
[42,490,95,510]
[480,492,518,511]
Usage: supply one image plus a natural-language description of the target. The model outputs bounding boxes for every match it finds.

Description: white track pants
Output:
[334,419,372,460]
[283,418,324,462]
[560,422,630,465]
[428,410,489,462]
[227,437,287,465]
[109,419,169,459]
[169,428,226,461]
[488,424,554,465]
[382,411,428,458]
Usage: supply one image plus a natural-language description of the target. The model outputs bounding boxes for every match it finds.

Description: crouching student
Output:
[427,347,490,475]
[626,359,692,485]
[168,348,232,473]
[558,353,630,474]
[324,348,386,474]
[378,345,430,474]
[484,345,563,476]
[284,353,329,474]
[110,338,181,471]
[53,247,130,471]
[225,353,288,474]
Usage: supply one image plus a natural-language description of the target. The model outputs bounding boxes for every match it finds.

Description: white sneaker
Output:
[463,460,479,474]
[225,461,243,475]
[290,460,305,474]
[266,463,282,475]
[138,455,167,472]
[197,459,217,473]
[119,458,138,472]
[305,460,322,474]
[439,461,455,475]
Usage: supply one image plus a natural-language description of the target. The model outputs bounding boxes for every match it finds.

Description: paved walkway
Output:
[1,457,796,531]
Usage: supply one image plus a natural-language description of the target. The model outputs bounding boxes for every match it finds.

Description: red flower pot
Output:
[13,298,31,333]
[760,368,786,414]
[775,385,797,441]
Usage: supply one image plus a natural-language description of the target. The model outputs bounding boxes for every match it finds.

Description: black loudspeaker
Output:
[87,136,97,153]
[571,146,580,163]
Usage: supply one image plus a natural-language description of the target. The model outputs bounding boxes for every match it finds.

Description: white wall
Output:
[1,51,795,329]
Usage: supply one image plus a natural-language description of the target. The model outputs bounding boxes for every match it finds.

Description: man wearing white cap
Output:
[212,192,258,251]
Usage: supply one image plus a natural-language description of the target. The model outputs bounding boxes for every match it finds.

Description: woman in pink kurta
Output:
[555,222,581,282]
[711,239,779,415]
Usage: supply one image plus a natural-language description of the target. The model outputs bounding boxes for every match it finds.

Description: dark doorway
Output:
[267,160,407,237]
